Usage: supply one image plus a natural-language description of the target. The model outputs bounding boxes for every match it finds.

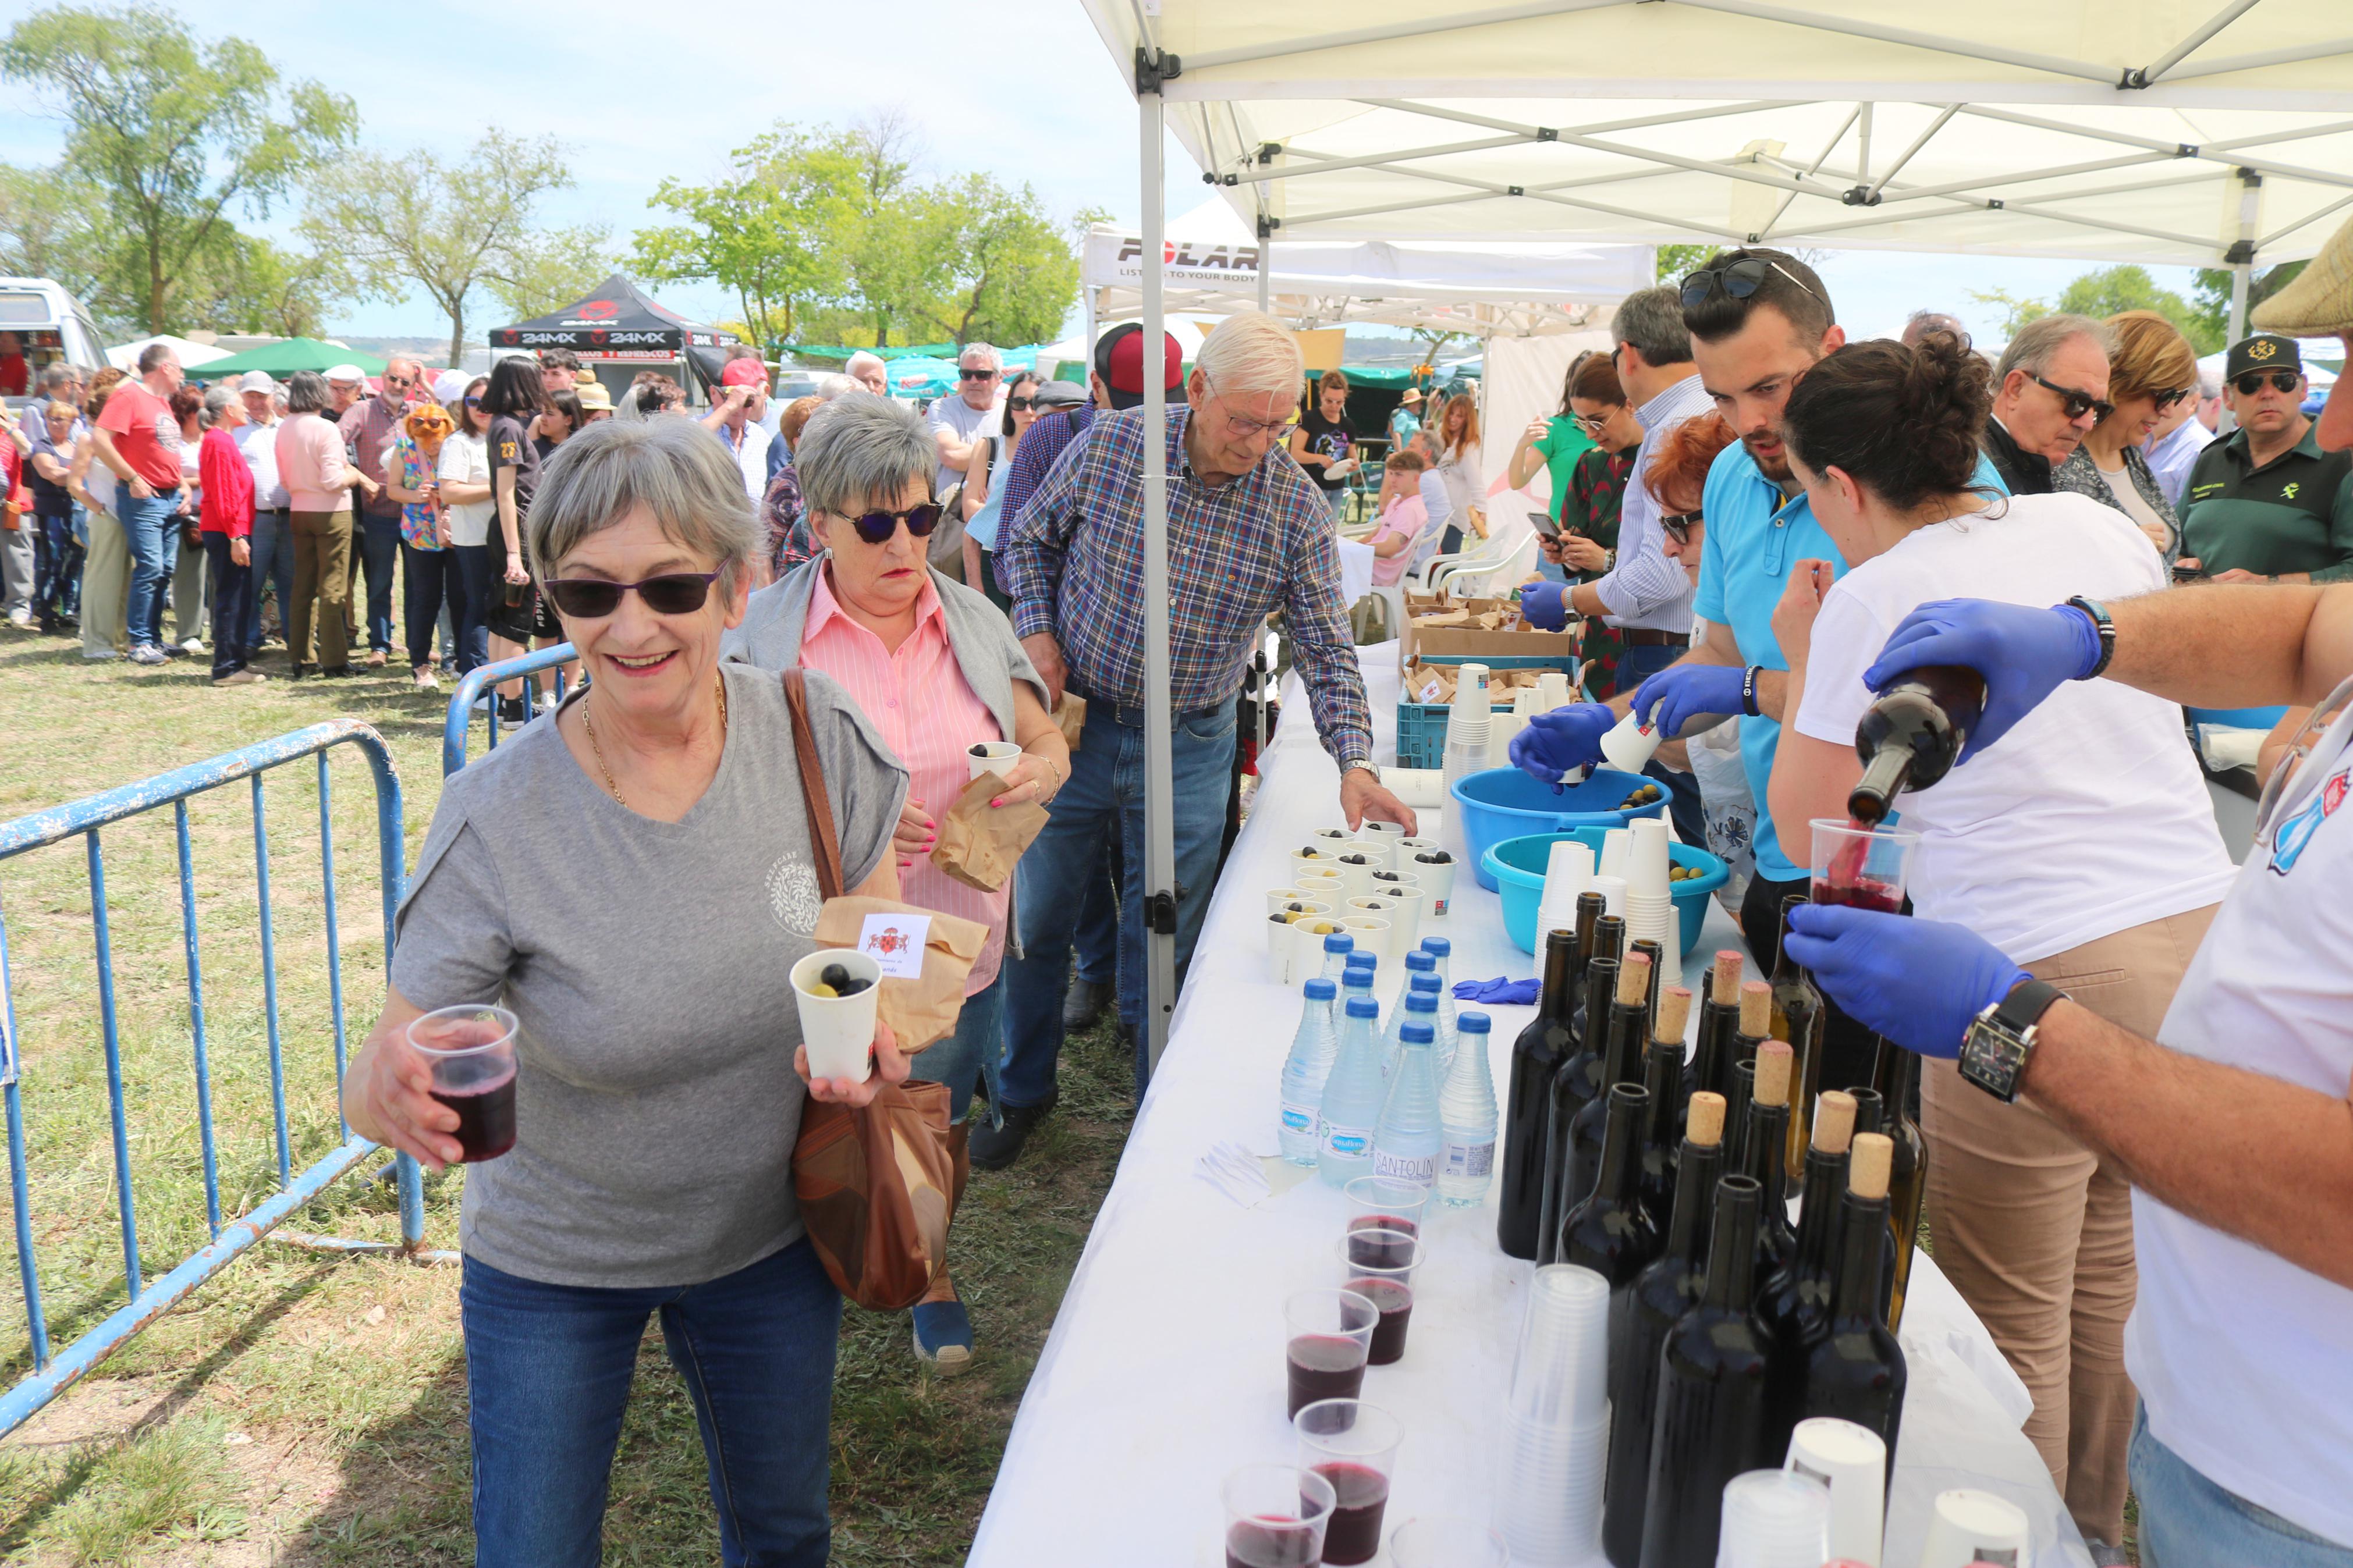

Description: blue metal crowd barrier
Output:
[441,644,576,777]
[0,719,430,1437]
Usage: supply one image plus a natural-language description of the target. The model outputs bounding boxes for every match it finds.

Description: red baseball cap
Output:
[1097,323,1184,409]
[720,357,769,389]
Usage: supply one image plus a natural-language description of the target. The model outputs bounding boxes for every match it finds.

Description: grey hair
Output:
[1612,286,1694,367]
[528,418,761,594]
[1994,313,2118,385]
[1194,310,1302,400]
[2198,364,2223,399]
[843,351,886,379]
[794,395,936,517]
[1903,310,1968,346]
[817,374,863,401]
[201,385,239,425]
[957,342,1001,372]
[136,342,179,375]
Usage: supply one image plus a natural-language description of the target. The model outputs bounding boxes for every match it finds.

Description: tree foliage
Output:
[1655,243,1714,283]
[2191,260,2308,347]
[1973,264,2230,355]
[633,127,858,348]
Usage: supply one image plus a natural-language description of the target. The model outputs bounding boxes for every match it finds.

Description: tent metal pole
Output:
[1669,0,2118,86]
[1354,97,1804,144]
[2227,263,2252,346]
[1138,87,1178,1078]
[1862,105,1960,202]
[2156,34,2353,83]
[1234,133,1535,184]
[2263,188,2353,250]
[1855,102,1873,185]
[2134,0,2262,86]
[1958,106,2353,191]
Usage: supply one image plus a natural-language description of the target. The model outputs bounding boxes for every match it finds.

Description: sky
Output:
[0,1,2209,350]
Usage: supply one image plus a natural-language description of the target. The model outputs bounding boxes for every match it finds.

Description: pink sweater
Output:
[275,413,352,514]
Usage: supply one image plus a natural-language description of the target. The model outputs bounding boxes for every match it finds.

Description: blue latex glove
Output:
[1862,598,2101,763]
[1521,581,1573,631]
[1454,976,1542,1004]
[1509,703,1615,790]
[1631,662,1747,739]
[1782,904,2031,1059]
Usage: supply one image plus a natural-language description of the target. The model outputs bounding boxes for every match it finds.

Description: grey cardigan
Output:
[720,556,1048,742]
[2053,442,2181,568]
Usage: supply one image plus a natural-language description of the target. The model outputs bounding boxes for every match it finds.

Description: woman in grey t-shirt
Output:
[342,417,911,1568]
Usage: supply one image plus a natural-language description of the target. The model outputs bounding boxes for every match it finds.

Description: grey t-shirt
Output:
[390,664,906,1288]
[925,392,999,493]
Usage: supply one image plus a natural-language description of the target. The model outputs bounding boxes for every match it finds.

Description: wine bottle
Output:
[1636,988,1692,1238]
[1564,951,1652,1219]
[1870,1039,1928,1333]
[1724,981,1772,1172]
[1684,950,1744,1112]
[1801,1132,1908,1489]
[1629,937,1665,1031]
[1499,929,1580,1260]
[1638,1174,1773,1568]
[1845,1085,1884,1137]
[1745,1039,1798,1293]
[1847,664,1985,827]
[1761,1090,1858,1461]
[1569,891,1605,1016]
[1563,918,1627,1108]
[1560,1082,1659,1289]
[1602,1093,1725,1568]
[1769,895,1827,1191]
[1538,954,1619,1266]
[1724,1057,1756,1181]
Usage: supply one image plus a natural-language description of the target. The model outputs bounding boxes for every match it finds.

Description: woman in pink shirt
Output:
[196,386,261,685]
[1364,446,1439,586]
[724,396,1069,1374]
[274,369,362,675]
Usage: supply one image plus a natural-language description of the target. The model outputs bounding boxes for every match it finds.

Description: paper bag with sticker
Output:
[929,771,1048,893]
[811,896,989,1053]
[1052,692,1087,751]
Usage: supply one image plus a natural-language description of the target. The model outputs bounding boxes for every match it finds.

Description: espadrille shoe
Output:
[2252,213,2353,338]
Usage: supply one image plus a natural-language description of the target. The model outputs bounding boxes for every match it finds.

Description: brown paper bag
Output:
[811,896,991,1053]
[1053,692,1087,751]
[929,772,1048,893]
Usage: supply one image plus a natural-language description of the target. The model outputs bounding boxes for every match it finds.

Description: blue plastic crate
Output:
[1395,699,1454,769]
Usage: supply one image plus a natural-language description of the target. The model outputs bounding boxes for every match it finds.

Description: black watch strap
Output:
[1993,978,2068,1034]
[2066,596,2115,680]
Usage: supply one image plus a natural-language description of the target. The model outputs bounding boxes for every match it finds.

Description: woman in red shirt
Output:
[197,386,262,686]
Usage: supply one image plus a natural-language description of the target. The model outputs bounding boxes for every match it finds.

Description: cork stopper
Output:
[1616,951,1652,1007]
[1654,986,1692,1044]
[1738,980,1772,1036]
[1812,1090,1857,1157]
[1754,1039,1793,1108]
[1711,951,1744,1005]
[1848,1133,1893,1201]
[1686,1091,1726,1147]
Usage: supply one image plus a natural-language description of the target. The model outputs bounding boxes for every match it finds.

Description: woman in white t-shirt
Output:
[436,376,496,674]
[1762,330,2235,1553]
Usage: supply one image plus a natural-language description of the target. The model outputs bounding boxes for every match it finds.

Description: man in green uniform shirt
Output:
[2179,334,2353,584]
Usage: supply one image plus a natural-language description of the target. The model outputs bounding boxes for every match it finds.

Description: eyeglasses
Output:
[1199,373,1295,439]
[2153,386,2194,411]
[2031,373,2114,424]
[959,367,998,381]
[1678,256,1832,314]
[1659,510,1701,544]
[1572,411,1615,435]
[2234,369,2302,397]
[541,572,721,619]
[836,502,943,545]
[384,375,416,389]
[1007,396,1038,411]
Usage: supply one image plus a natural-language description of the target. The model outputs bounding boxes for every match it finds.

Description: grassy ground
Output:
[0,621,1134,1565]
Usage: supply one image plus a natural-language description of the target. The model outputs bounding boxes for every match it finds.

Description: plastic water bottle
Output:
[1435,1010,1498,1206]
[1318,931,1356,984]
[1318,996,1388,1187]
[1339,962,1376,1035]
[1390,952,1439,1055]
[1372,1020,1444,1190]
[1383,979,1443,1080]
[1421,936,1461,1072]
[1279,980,1341,1167]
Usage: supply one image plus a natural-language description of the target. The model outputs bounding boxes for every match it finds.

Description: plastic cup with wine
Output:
[1222,1462,1339,1568]
[1284,1289,1379,1420]
[407,1004,519,1162]
[1294,1400,1406,1567]
[1344,1175,1429,1240]
[1335,1228,1423,1366]
[1808,819,1922,915]
[1388,1516,1509,1568]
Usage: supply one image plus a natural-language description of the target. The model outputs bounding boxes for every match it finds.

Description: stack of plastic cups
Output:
[1713,1469,1832,1568]
[1596,826,1631,881]
[1495,1264,1612,1566]
[1490,687,1539,769]
[1585,873,1627,919]
[1440,664,1493,865]
[1623,819,1678,978]
[1534,840,1594,949]
[1536,670,1572,713]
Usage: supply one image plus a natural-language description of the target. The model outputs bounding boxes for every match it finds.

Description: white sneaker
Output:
[179,637,205,654]
[212,669,266,687]
[411,666,439,691]
[6,608,31,630]
[129,643,169,666]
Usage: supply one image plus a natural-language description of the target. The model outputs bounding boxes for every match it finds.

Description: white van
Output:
[0,276,105,401]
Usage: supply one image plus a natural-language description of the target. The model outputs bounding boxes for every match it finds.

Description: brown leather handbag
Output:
[780,670,966,1311]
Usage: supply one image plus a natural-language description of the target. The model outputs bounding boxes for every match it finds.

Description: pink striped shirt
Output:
[800,568,1008,993]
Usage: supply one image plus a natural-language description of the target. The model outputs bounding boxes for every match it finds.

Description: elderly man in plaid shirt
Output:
[977,311,1417,1169]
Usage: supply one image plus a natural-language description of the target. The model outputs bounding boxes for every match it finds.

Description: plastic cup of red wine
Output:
[406,1004,520,1163]
[1388,1516,1509,1568]
[1808,818,1922,915]
[1342,1175,1428,1241]
[1293,1399,1405,1567]
[1285,1289,1378,1421]
[1222,1462,1338,1568]
[1334,1228,1422,1366]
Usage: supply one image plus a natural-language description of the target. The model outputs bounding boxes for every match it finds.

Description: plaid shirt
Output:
[998,406,1373,771]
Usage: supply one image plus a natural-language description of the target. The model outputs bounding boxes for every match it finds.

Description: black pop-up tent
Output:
[489,273,743,401]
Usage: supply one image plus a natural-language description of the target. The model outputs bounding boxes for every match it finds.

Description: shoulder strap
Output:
[780,669,845,899]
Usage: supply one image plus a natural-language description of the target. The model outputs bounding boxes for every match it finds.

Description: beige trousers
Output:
[79,507,130,657]
[1922,904,2216,1546]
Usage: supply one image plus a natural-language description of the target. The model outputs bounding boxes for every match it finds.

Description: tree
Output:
[483,223,616,322]
[633,126,858,349]
[833,111,944,349]
[1,5,356,332]
[0,162,112,317]
[911,175,1084,346]
[180,231,346,339]
[1655,243,1713,283]
[2191,260,2307,347]
[1969,286,2052,340]
[2054,264,2220,354]
[304,129,580,370]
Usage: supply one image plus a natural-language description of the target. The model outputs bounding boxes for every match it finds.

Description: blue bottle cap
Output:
[1421,936,1452,957]
[1343,967,1374,987]
[1406,989,1438,1012]
[1346,996,1381,1019]
[1404,948,1435,972]
[1410,972,1441,993]
[1304,979,1336,1000]
[1456,1009,1492,1033]
[1345,951,1378,969]
[1324,932,1355,954]
[1401,1021,1436,1045]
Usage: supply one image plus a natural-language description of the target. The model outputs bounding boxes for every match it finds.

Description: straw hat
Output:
[2251,214,2353,338]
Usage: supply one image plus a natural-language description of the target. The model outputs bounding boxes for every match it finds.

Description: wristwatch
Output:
[1959,979,2068,1102]
[2064,596,2115,680]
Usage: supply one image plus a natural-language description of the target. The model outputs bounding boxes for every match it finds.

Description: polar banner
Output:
[1085,232,1263,290]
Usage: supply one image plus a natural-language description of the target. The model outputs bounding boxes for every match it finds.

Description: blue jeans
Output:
[35,510,81,620]
[2130,1406,2353,1566]
[460,1240,840,1568]
[1001,694,1237,1103]
[402,541,460,669]
[244,510,292,648]
[455,542,501,673]
[356,512,400,653]
[1074,822,1120,987]
[118,488,181,648]
[919,973,1002,1128]
[1614,639,1708,849]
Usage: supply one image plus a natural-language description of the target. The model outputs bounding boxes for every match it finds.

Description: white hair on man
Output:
[1193,310,1303,400]
[818,374,864,400]
[957,342,1002,372]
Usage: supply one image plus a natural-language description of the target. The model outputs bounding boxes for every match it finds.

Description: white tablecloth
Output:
[970,644,2083,1567]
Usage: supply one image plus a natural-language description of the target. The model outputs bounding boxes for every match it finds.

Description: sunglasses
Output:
[2031,373,2114,424]
[1679,256,1830,313]
[2234,369,2302,397]
[385,375,416,389]
[2153,386,2193,411]
[1007,396,1039,411]
[1659,510,1700,544]
[1572,411,1614,434]
[541,573,719,618]
[463,396,482,407]
[959,367,998,381]
[839,502,943,544]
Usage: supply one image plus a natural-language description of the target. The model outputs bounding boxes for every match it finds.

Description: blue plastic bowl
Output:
[1482,829,1729,957]
[1450,766,1668,892]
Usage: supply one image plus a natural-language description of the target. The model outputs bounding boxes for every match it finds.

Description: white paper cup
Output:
[1338,916,1390,964]
[966,740,1021,781]
[1917,1489,2031,1568]
[1357,819,1406,869]
[1293,848,1334,885]
[1346,896,1411,961]
[1628,817,1673,899]
[1397,836,1441,861]
[1296,872,1346,902]
[790,949,882,1084]
[1410,852,1457,919]
[1586,873,1626,917]
[1600,709,1662,773]
[1267,887,1310,916]
[1542,840,1594,908]
[1330,852,1379,900]
[1452,663,1491,712]
[1537,670,1571,711]
[1293,916,1351,989]
[1311,826,1355,850]
[1368,869,1418,900]
[1784,1418,1887,1567]
[1597,827,1630,880]
[1715,1469,1832,1568]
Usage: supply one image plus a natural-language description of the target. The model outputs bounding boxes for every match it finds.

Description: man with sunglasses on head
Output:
[927,343,1003,495]
[2178,334,2353,585]
[986,311,1414,1169]
[339,357,418,667]
[1982,314,2116,496]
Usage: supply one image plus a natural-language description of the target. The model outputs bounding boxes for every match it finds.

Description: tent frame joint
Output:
[1134,45,1182,94]
[1255,213,1280,239]
[2223,238,2257,264]
[1144,890,1177,937]
[1840,184,1882,208]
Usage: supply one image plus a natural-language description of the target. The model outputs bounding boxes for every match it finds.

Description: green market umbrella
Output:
[189,338,389,380]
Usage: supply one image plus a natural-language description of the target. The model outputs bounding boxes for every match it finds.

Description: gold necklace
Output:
[581,671,727,809]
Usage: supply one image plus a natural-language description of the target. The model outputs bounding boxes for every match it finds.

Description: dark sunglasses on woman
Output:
[1659,509,1699,545]
[2235,369,2301,397]
[841,502,943,544]
[541,573,720,618]
[2154,386,2194,410]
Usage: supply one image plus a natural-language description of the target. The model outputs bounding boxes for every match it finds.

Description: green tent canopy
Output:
[189,338,390,380]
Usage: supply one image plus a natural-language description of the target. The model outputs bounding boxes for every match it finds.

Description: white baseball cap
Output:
[431,369,471,406]
[323,364,367,385]
[238,371,279,394]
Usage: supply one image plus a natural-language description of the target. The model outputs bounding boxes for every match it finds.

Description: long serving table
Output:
[968,646,2088,1567]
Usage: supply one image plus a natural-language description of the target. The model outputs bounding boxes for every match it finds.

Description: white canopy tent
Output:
[104,334,233,373]
[1078,0,2353,1066]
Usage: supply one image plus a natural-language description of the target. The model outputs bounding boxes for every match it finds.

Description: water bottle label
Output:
[1322,1122,1372,1158]
[1280,1099,1317,1135]
[1440,1137,1495,1179]
[1372,1149,1435,1183]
